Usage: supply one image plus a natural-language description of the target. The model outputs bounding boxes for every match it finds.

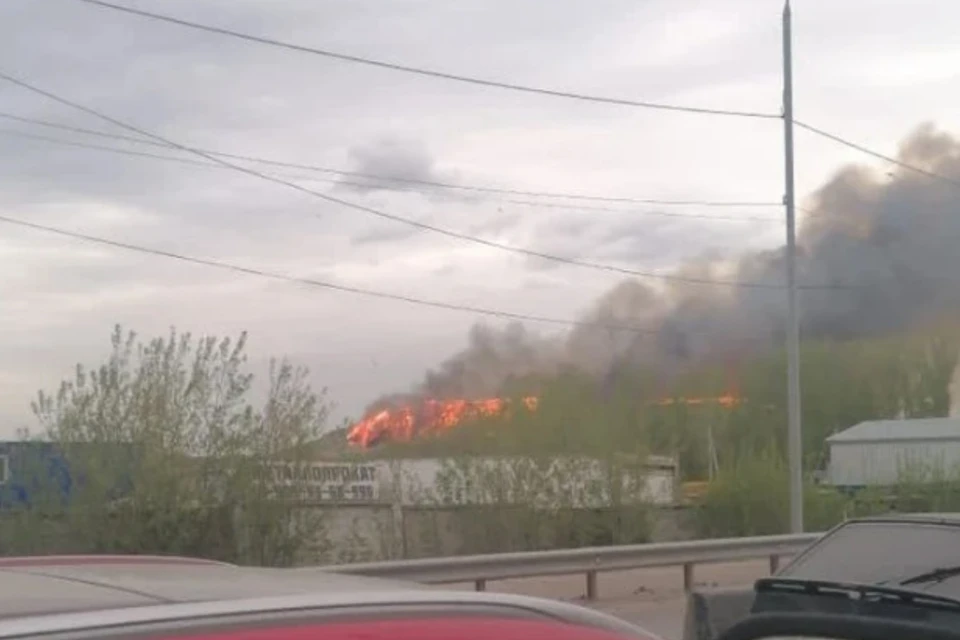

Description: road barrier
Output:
[320,532,822,601]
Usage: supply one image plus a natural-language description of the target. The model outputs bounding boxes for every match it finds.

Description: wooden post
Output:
[769,555,781,575]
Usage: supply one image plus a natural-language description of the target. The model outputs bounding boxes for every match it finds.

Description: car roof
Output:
[852,513,960,525]
[0,555,423,619]
[0,556,657,640]
[0,589,652,639]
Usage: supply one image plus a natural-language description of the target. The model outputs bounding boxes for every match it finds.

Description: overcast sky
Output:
[0,0,955,436]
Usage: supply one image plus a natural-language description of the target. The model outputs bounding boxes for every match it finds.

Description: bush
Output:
[402,454,653,552]
[694,451,848,537]
[6,325,332,566]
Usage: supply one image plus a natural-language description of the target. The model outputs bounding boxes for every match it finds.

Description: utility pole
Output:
[782,0,803,533]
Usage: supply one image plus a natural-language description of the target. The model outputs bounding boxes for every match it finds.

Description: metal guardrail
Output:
[322,532,822,601]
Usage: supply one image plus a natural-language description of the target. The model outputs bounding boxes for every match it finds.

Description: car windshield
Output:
[780,520,960,590]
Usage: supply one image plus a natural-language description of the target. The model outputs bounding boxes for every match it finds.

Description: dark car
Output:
[684,513,960,640]
[0,554,661,640]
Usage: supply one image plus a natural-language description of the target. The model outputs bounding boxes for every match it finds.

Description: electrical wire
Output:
[74,0,780,121]
[1,127,786,224]
[0,111,781,208]
[2,128,214,168]
[0,70,844,290]
[499,196,785,222]
[795,120,960,189]
[0,212,656,334]
[0,127,422,192]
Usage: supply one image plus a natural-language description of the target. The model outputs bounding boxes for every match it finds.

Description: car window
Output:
[156,617,649,640]
[780,521,960,589]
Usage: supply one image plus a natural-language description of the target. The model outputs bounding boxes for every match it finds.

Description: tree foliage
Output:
[693,450,848,537]
[7,325,331,565]
[654,325,960,480]
[375,368,658,552]
[387,320,960,540]
[385,367,655,459]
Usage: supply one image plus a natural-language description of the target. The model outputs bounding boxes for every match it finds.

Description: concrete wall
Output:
[285,455,679,509]
[311,503,398,563]
[649,506,698,543]
[288,455,686,564]
[301,503,698,564]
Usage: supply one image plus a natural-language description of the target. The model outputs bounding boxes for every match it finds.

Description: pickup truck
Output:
[684,513,960,640]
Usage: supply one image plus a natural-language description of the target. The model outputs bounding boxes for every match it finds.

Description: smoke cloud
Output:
[334,137,462,200]
[364,123,960,413]
[419,323,564,398]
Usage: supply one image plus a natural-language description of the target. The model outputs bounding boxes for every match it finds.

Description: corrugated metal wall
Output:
[828,440,960,486]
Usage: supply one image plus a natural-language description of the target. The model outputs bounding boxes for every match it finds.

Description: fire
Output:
[347,397,538,448]
[654,394,742,409]
[347,394,740,448]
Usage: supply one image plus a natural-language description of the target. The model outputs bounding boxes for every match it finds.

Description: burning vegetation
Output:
[348,124,960,455]
[347,396,538,448]
[347,394,740,448]
[654,395,741,409]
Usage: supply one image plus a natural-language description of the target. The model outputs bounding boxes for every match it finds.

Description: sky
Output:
[0,0,957,436]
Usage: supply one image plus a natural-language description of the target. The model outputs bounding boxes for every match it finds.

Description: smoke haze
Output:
[364,123,960,413]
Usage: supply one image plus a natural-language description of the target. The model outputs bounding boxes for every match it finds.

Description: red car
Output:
[0,555,662,640]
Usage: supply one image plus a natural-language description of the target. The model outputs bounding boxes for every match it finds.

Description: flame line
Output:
[347,395,737,448]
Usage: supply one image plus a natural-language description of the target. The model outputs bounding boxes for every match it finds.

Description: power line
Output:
[0,111,781,209]
[2,127,213,168]
[0,125,415,193]
[0,71,843,290]
[1,127,786,225]
[0,127,407,192]
[501,197,784,223]
[794,120,960,189]
[0,212,655,334]
[74,0,780,121]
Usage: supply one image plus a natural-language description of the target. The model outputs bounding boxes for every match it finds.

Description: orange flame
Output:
[347,394,740,448]
[654,394,742,409]
[347,397,539,448]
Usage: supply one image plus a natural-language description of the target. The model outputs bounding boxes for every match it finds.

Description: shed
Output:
[826,418,960,487]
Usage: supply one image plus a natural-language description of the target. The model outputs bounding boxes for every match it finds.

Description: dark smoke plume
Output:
[418,323,563,398]
[365,123,960,411]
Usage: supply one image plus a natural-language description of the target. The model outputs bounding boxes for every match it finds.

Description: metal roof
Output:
[826,418,960,443]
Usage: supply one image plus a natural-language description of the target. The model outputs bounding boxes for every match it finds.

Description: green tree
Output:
[12,325,331,565]
[694,450,847,537]
[377,367,656,552]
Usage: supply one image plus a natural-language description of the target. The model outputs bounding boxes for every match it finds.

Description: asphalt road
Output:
[449,559,771,640]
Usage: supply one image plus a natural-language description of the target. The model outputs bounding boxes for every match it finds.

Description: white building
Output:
[826,418,960,487]
[272,455,679,507]
[388,455,678,507]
